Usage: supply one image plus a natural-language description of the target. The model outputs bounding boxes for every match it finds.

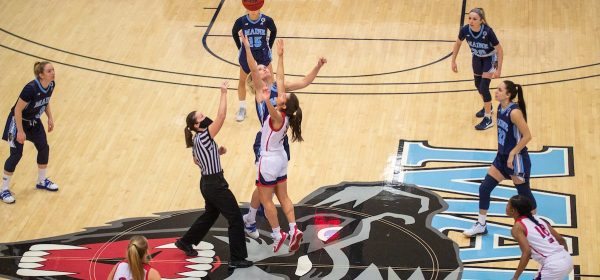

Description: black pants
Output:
[181,172,248,261]
[2,115,49,172]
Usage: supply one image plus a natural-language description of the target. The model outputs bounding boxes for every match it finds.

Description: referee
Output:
[176,81,253,269]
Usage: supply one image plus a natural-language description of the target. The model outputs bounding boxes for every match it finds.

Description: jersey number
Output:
[249,36,262,48]
[534,224,555,243]
[498,129,506,146]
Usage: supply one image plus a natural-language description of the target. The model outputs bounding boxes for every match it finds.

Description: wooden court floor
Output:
[0,0,599,279]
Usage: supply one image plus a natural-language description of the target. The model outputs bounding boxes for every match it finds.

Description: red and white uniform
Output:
[256,112,288,187]
[517,216,573,280]
[112,261,152,280]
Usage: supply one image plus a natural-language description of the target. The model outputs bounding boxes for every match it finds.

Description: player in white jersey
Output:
[242,34,304,253]
[238,29,326,242]
[107,235,161,280]
[507,195,573,280]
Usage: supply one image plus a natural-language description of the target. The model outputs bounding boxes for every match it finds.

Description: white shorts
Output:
[256,150,288,187]
[536,251,573,280]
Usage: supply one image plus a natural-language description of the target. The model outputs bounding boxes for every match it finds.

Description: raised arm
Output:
[208,81,229,138]
[511,223,531,280]
[264,39,285,128]
[285,57,327,92]
[239,30,266,102]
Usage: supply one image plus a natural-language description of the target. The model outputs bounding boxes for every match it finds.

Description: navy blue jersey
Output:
[232,14,277,51]
[458,24,499,57]
[11,80,54,120]
[255,84,279,125]
[497,103,527,155]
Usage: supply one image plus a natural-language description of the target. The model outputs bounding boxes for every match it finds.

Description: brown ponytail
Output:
[246,75,257,95]
[504,80,527,121]
[284,93,303,142]
[185,111,197,148]
[126,236,148,280]
[33,61,51,79]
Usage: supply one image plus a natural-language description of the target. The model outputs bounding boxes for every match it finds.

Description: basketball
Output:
[242,0,264,11]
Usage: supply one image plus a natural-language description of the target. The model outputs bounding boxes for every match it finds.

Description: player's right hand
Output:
[317,57,327,67]
[451,61,458,73]
[276,39,284,56]
[16,131,25,144]
[239,30,249,47]
[220,81,229,94]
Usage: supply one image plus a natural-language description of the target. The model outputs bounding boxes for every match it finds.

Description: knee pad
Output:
[474,75,482,90]
[516,182,537,209]
[4,148,23,173]
[479,78,492,102]
[36,143,49,165]
[479,175,499,210]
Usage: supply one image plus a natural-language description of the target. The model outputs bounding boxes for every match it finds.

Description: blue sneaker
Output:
[1,189,15,204]
[475,116,493,130]
[243,214,259,239]
[475,106,493,118]
[36,178,59,191]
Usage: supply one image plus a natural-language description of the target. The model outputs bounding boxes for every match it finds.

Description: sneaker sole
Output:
[36,187,59,192]
[475,124,494,131]
[289,232,303,252]
[463,229,488,237]
[245,229,259,239]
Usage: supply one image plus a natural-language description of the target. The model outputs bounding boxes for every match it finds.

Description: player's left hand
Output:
[47,117,54,132]
[218,146,227,155]
[507,152,515,169]
[276,39,284,56]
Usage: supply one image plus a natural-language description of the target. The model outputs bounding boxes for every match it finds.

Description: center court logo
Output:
[0,182,461,279]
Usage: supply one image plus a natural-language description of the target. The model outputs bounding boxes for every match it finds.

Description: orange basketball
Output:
[242,0,264,11]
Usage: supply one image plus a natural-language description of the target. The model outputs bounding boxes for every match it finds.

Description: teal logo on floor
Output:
[393,140,578,280]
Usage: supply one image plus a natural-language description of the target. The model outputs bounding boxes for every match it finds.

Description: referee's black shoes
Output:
[175,239,198,257]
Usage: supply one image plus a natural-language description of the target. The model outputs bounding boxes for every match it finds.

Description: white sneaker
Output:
[36,178,59,191]
[243,214,259,239]
[235,107,246,122]
[1,189,15,204]
[463,222,488,237]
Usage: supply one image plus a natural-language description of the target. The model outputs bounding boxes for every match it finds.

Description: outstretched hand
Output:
[276,39,284,56]
[239,30,249,47]
[317,57,327,67]
[220,81,229,93]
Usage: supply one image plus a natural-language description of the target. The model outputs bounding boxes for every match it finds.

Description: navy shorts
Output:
[492,152,531,181]
[239,47,272,74]
[253,131,290,163]
[2,114,47,148]
[472,54,497,75]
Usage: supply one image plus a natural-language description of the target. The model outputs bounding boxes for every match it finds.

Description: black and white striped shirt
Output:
[192,129,222,175]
